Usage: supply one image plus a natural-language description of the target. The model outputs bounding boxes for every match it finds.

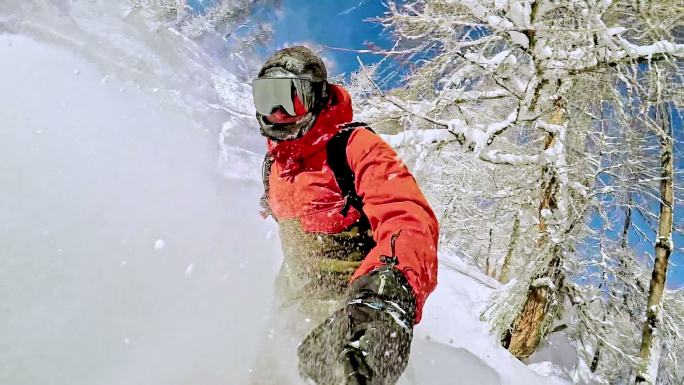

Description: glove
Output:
[297,263,416,385]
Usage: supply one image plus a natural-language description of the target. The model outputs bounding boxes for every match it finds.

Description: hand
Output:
[297,266,416,385]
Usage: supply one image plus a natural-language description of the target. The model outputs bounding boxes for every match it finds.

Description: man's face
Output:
[253,68,320,141]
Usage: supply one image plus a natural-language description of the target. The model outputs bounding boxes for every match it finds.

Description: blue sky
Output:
[269,0,391,77]
[187,0,393,78]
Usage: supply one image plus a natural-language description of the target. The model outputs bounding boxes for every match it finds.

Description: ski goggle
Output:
[252,77,317,117]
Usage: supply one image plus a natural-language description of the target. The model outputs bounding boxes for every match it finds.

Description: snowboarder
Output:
[254,46,439,385]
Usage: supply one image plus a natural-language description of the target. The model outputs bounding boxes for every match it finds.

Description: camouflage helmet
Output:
[258,46,327,82]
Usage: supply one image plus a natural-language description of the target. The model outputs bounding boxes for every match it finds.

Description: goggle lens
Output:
[252,78,315,117]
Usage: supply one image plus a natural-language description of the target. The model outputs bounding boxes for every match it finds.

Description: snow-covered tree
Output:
[133,0,276,72]
[351,0,683,382]
[632,102,674,384]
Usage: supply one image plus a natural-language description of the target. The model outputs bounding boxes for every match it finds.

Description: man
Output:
[253,46,438,385]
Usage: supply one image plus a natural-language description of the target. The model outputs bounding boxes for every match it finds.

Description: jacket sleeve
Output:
[346,128,439,323]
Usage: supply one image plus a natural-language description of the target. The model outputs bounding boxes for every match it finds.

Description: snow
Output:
[0,2,582,385]
[381,129,455,147]
[465,49,512,69]
[444,110,520,156]
[508,0,531,28]
[606,27,626,36]
[487,15,505,27]
[537,121,565,134]
[184,263,196,276]
[460,0,488,19]
[407,254,570,385]
[510,30,530,48]
[494,0,507,10]
[0,4,280,384]
[532,277,557,290]
[618,39,684,59]
[154,239,166,250]
[486,14,514,30]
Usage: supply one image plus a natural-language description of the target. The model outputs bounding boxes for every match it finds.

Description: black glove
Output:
[297,263,416,385]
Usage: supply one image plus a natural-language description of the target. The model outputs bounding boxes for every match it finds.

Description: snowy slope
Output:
[0,30,284,385]
[405,255,571,385]
[0,3,279,384]
[1,2,572,385]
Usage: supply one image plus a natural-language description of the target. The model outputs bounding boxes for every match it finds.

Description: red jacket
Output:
[265,84,438,322]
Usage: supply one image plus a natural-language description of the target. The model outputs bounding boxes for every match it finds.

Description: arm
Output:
[297,128,439,385]
[347,128,439,323]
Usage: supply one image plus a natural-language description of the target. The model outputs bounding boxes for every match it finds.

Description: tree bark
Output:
[486,228,494,277]
[505,106,566,359]
[590,344,601,373]
[635,104,674,385]
[499,213,520,284]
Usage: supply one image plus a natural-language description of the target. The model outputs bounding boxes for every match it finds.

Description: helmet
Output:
[253,46,329,141]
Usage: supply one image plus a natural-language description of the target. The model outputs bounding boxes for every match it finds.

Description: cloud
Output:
[338,0,369,16]
[274,6,286,20]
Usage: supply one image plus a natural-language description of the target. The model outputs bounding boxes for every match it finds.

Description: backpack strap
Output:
[327,122,374,217]
[260,122,374,219]
[260,152,275,219]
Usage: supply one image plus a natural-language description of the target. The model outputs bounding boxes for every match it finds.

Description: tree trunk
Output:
[590,344,601,373]
[486,228,494,277]
[505,106,566,359]
[635,105,674,385]
[499,213,520,284]
[505,249,564,358]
